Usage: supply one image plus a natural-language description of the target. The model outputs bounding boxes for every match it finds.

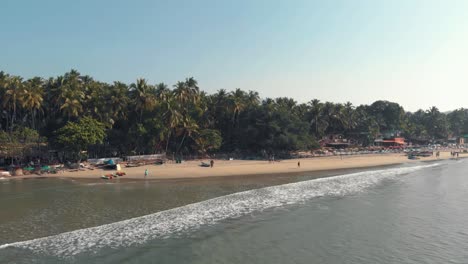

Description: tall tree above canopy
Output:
[368,100,405,132]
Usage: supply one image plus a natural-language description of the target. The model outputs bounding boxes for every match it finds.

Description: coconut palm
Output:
[107,81,130,121]
[341,102,356,131]
[53,70,86,120]
[162,95,183,153]
[60,90,84,119]
[173,77,200,108]
[20,77,44,129]
[308,99,326,136]
[130,78,156,122]
[247,90,260,106]
[176,115,199,154]
[229,88,247,124]
[155,83,170,102]
[184,77,200,104]
[2,76,24,130]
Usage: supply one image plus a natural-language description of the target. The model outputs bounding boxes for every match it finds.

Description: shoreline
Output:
[3,151,461,182]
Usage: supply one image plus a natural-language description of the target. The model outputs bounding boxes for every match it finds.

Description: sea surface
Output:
[1,159,468,263]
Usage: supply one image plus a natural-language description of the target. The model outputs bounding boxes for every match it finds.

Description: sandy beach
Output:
[5,151,461,181]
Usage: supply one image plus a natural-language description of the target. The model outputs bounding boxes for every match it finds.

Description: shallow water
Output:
[1,160,467,263]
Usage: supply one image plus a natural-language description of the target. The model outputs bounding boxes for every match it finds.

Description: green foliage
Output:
[195,129,222,154]
[0,127,43,158]
[1,69,467,160]
[55,116,106,154]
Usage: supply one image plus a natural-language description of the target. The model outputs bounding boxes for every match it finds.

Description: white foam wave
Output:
[0,163,439,257]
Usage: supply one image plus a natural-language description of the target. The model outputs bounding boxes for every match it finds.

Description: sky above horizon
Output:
[2,0,468,112]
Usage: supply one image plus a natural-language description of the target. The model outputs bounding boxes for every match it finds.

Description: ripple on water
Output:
[0,163,440,259]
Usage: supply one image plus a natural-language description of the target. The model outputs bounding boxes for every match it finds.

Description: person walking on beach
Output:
[297,161,301,168]
[210,160,214,168]
[144,168,148,178]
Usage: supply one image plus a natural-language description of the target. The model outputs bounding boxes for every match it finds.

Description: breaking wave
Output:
[0,163,439,257]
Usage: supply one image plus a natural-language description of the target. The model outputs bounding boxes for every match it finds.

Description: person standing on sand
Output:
[144,169,148,178]
[210,160,214,168]
[298,161,301,168]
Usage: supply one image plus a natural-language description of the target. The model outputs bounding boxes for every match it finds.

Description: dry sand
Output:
[6,151,460,181]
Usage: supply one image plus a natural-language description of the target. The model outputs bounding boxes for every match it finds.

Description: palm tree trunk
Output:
[31,109,36,130]
[315,117,318,135]
[165,130,172,153]
[11,104,16,131]
[177,131,188,154]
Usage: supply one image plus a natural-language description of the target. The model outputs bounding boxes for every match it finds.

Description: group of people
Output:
[450,151,460,158]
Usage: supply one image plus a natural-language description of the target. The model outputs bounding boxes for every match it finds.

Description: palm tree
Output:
[426,106,448,140]
[107,81,130,122]
[2,76,23,131]
[130,78,156,122]
[52,70,86,120]
[155,83,170,101]
[0,72,9,129]
[162,95,183,153]
[308,99,325,136]
[184,77,200,104]
[21,77,44,129]
[247,90,260,106]
[60,91,84,119]
[229,88,247,124]
[341,102,356,130]
[176,115,199,154]
[173,77,200,108]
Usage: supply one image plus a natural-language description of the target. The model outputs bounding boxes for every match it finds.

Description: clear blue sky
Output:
[2,0,468,111]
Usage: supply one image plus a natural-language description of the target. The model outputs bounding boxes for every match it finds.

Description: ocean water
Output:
[1,159,467,263]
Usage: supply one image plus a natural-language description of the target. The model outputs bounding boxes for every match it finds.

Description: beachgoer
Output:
[144,169,148,177]
[457,152,459,158]
[297,161,301,168]
[210,160,214,168]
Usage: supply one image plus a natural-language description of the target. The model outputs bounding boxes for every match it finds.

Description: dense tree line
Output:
[0,70,467,160]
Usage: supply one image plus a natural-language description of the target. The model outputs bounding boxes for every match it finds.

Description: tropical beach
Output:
[5,1,468,263]
[3,151,462,181]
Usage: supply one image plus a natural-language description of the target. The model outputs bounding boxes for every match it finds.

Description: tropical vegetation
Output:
[0,70,467,162]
